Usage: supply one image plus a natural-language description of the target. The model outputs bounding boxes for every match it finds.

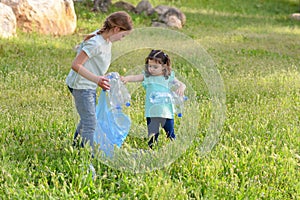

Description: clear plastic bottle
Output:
[106,72,131,110]
[169,80,188,117]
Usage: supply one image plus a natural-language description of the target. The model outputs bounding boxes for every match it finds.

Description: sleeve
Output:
[81,37,98,58]
[142,71,147,88]
[169,71,175,83]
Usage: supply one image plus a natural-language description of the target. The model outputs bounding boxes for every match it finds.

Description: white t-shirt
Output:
[66,32,112,89]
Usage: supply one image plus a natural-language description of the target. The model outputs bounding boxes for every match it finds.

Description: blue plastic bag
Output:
[94,72,131,157]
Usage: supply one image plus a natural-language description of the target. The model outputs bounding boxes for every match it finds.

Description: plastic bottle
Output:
[172,92,187,117]
[169,80,188,117]
[106,72,131,110]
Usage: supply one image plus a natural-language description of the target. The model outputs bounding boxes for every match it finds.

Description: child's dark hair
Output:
[144,49,171,78]
[84,11,133,41]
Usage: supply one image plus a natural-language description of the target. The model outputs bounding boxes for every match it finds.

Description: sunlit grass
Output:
[0,0,299,199]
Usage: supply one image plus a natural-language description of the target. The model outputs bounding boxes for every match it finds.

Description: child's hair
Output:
[144,49,171,79]
[84,11,133,41]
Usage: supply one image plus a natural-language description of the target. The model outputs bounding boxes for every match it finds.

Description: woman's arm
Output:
[173,77,186,96]
[71,50,110,90]
[121,74,144,84]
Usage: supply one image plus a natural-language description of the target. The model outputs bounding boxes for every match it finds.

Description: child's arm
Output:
[173,78,186,96]
[71,50,110,90]
[121,74,144,84]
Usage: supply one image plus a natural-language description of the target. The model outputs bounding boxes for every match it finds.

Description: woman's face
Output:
[147,59,165,76]
[109,29,131,42]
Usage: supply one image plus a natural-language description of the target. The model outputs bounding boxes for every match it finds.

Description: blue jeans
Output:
[146,117,175,148]
[69,87,96,149]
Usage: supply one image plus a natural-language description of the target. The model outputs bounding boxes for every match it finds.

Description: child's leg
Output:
[72,89,97,150]
[146,117,160,148]
[69,86,82,147]
[73,122,82,147]
[162,118,176,140]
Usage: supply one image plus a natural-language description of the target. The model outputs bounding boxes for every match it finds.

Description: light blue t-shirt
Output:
[142,72,175,119]
[66,32,112,89]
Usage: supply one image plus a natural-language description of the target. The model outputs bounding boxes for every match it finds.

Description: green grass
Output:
[1,0,299,199]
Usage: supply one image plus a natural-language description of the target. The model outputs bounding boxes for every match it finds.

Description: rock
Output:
[2,0,77,36]
[151,21,168,28]
[166,15,183,29]
[152,5,186,29]
[113,1,135,12]
[92,0,112,13]
[135,0,153,15]
[153,5,169,16]
[0,3,17,38]
[291,13,300,21]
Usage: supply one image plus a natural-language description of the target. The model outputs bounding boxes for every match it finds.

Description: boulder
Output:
[135,0,153,15]
[113,1,135,12]
[92,0,112,12]
[2,0,77,36]
[0,3,17,38]
[291,13,300,21]
[152,5,186,29]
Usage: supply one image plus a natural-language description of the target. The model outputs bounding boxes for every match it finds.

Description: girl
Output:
[66,11,133,151]
[121,49,186,148]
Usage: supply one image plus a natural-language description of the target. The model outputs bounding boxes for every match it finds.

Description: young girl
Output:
[121,49,186,148]
[66,11,133,151]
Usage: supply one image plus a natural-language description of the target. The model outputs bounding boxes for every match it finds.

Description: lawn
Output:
[0,0,299,199]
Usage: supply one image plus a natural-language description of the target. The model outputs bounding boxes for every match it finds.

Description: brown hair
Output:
[84,11,133,41]
[144,49,171,79]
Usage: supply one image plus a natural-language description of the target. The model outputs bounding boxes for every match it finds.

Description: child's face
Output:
[147,59,165,76]
[109,30,131,42]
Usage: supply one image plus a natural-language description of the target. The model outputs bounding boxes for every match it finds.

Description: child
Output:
[121,49,186,148]
[66,11,133,152]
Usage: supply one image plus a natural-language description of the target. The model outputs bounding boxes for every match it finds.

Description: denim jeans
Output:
[69,87,96,150]
[146,117,175,148]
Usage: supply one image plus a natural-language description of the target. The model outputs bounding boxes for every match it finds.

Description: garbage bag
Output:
[94,72,131,157]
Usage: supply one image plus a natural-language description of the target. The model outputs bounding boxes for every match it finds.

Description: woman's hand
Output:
[97,76,110,90]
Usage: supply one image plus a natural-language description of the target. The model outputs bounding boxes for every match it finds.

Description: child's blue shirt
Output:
[142,71,175,119]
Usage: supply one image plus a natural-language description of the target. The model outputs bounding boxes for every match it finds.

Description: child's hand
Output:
[97,76,110,90]
[176,87,184,96]
[120,76,128,84]
[176,84,186,97]
[120,74,143,83]
[173,78,186,97]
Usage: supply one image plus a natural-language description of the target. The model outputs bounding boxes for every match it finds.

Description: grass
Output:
[0,0,299,199]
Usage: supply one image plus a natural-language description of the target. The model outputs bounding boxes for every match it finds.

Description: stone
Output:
[92,0,112,12]
[291,13,300,21]
[151,21,168,28]
[152,5,186,29]
[2,0,77,36]
[113,1,135,12]
[135,0,153,15]
[0,3,17,38]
